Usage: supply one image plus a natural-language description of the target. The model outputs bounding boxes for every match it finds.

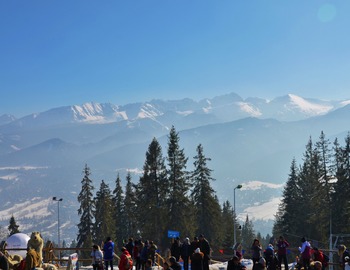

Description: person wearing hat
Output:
[181,237,191,270]
[227,255,246,270]
[199,234,211,270]
[91,244,104,270]
[191,248,204,270]
[169,256,181,270]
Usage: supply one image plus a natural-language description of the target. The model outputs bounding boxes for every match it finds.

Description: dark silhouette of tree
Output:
[166,126,191,236]
[8,215,20,236]
[191,144,221,243]
[113,173,125,248]
[124,172,138,240]
[94,180,114,243]
[136,138,169,247]
[77,164,95,252]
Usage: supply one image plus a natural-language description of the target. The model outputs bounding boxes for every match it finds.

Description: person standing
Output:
[299,237,311,270]
[119,247,133,270]
[199,234,211,270]
[125,238,134,258]
[181,238,191,270]
[338,245,350,270]
[277,236,289,270]
[191,248,204,270]
[103,237,115,270]
[171,237,181,262]
[251,239,262,270]
[91,244,104,270]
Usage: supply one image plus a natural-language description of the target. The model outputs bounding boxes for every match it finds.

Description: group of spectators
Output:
[228,236,350,270]
[169,234,211,270]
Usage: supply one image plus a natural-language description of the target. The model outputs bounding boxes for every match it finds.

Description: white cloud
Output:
[240,180,284,190]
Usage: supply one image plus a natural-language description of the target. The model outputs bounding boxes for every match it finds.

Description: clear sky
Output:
[1,1,350,117]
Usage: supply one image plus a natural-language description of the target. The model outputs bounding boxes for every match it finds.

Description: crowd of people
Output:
[88,235,350,270]
[227,236,350,270]
[90,233,212,270]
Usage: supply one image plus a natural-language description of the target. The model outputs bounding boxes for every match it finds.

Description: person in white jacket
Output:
[298,237,311,270]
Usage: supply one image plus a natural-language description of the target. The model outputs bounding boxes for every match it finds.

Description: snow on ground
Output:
[0,197,52,221]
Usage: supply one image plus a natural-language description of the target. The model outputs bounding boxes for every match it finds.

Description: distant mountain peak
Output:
[287,94,333,115]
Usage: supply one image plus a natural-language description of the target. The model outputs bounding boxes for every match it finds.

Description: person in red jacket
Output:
[119,247,133,270]
[277,236,289,270]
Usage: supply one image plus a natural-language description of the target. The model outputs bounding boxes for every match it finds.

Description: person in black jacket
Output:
[227,255,246,270]
[169,256,182,270]
[181,238,191,270]
[170,238,181,262]
[199,234,211,270]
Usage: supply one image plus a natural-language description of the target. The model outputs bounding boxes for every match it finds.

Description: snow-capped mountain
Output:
[0,92,349,241]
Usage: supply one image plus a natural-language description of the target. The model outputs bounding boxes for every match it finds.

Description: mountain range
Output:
[0,92,349,242]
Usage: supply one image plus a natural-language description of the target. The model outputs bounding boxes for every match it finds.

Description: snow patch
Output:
[176,110,193,116]
[239,197,281,221]
[287,94,332,115]
[238,102,262,117]
[0,197,52,221]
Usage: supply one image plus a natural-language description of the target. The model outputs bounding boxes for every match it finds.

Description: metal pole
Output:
[234,187,237,246]
[233,184,242,247]
[53,197,63,263]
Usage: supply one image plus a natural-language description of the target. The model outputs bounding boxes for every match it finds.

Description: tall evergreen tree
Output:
[191,144,221,243]
[241,215,255,250]
[273,158,302,244]
[332,134,350,233]
[8,215,20,235]
[221,201,237,250]
[77,164,95,251]
[113,173,125,247]
[314,131,333,242]
[124,172,138,241]
[166,126,191,235]
[94,180,115,244]
[136,138,169,247]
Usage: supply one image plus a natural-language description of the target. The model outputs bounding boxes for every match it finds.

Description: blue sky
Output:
[1,1,350,117]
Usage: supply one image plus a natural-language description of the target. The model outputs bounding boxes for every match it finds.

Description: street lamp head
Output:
[235,184,243,189]
[53,197,63,202]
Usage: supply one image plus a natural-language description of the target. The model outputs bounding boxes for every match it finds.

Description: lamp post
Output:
[53,197,63,261]
[234,184,242,246]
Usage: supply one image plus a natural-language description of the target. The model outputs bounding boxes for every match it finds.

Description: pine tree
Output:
[221,201,237,250]
[296,137,322,239]
[166,126,191,235]
[136,138,169,247]
[77,164,95,251]
[113,173,125,247]
[191,144,221,243]
[94,180,115,244]
[8,215,20,235]
[124,172,138,241]
[273,158,301,244]
[314,131,333,242]
[241,215,255,250]
[332,134,350,233]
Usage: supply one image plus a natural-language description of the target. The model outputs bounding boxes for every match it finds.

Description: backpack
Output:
[125,254,133,270]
